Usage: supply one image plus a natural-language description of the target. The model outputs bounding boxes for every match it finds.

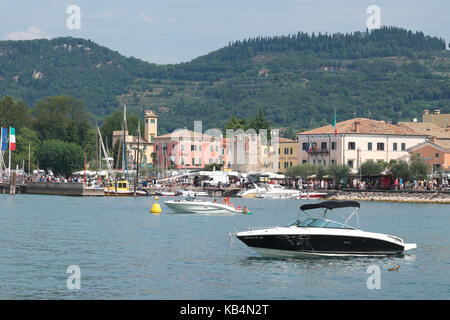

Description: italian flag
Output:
[9,127,16,151]
[332,109,337,137]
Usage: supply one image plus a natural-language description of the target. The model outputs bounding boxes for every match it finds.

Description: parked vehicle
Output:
[203,175,229,187]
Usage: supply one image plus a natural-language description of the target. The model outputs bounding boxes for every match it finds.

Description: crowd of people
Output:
[2,170,449,192]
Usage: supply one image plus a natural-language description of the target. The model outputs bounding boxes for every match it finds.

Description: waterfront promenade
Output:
[325,189,450,204]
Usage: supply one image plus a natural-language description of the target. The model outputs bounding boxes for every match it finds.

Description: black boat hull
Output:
[237,234,405,256]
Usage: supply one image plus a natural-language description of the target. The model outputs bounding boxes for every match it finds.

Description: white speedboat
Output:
[237,182,261,198]
[176,190,209,197]
[165,197,243,214]
[234,201,417,257]
[256,183,300,199]
[156,190,177,196]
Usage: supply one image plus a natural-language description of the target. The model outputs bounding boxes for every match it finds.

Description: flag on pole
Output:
[1,127,8,151]
[9,127,16,151]
[332,109,337,137]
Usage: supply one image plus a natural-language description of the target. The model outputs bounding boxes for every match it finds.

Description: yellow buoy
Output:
[150,196,162,214]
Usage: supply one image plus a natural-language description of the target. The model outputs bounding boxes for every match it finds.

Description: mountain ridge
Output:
[0,26,449,135]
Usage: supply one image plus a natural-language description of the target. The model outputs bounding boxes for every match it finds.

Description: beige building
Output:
[297,118,428,169]
[112,110,158,167]
[422,109,450,129]
[400,110,450,147]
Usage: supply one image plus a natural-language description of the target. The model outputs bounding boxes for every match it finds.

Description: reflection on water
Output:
[0,195,448,299]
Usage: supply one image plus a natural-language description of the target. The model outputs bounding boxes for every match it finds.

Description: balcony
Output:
[307,148,329,155]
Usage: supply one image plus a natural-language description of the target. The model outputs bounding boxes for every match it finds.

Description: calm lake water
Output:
[0,194,448,299]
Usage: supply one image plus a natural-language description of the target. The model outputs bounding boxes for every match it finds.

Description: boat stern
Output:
[403,243,417,251]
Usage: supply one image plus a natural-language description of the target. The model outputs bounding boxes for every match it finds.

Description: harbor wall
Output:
[325,190,450,204]
[25,182,103,196]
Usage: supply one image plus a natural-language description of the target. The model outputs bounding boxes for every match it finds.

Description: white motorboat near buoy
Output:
[165,197,244,214]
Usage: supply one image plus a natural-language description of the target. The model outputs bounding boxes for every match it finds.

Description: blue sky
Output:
[0,0,448,64]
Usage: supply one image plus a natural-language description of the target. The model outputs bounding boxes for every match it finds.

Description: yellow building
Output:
[276,137,299,172]
[112,110,158,167]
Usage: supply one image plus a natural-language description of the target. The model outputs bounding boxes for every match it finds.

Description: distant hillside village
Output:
[120,108,449,175]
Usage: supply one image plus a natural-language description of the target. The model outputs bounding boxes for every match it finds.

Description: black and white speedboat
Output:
[234,201,417,257]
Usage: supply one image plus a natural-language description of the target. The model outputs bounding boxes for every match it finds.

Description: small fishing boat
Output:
[104,180,147,196]
[165,197,243,214]
[233,201,417,257]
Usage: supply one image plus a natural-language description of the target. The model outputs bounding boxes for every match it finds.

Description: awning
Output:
[300,201,360,211]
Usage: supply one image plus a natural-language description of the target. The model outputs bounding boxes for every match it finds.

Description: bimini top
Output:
[300,201,360,211]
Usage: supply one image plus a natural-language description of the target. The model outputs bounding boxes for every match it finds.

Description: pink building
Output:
[154,129,232,169]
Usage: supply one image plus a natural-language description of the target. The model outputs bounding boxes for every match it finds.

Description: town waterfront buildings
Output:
[297,118,428,169]
[111,108,449,173]
[153,128,231,170]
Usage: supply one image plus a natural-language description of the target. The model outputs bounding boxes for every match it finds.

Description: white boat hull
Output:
[256,191,300,199]
[165,200,242,214]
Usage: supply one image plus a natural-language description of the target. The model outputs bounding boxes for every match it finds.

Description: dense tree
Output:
[408,153,431,180]
[285,163,350,183]
[224,115,248,133]
[359,160,385,175]
[0,96,30,129]
[12,127,40,172]
[33,95,93,146]
[36,139,84,176]
[389,160,409,181]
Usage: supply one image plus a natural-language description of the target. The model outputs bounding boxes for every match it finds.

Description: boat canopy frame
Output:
[298,201,361,229]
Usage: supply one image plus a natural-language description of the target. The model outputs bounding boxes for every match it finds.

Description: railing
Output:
[307,148,329,154]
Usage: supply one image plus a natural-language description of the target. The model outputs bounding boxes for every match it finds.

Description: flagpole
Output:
[8,127,11,177]
[0,127,5,173]
[28,144,31,176]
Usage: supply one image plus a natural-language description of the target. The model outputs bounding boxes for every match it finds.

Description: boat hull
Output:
[300,192,327,199]
[256,191,300,199]
[104,190,147,196]
[236,233,406,257]
[165,201,242,214]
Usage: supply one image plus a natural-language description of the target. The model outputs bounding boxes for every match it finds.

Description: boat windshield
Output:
[293,218,354,229]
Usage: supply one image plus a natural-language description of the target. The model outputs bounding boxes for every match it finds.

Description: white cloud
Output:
[137,11,156,23]
[4,26,49,40]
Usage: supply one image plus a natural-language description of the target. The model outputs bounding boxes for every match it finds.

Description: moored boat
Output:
[300,191,327,199]
[104,180,147,196]
[165,197,243,214]
[234,201,417,257]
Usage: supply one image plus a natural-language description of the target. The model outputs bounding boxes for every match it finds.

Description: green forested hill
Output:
[0,26,449,135]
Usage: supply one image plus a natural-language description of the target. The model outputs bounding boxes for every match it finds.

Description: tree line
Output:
[0,95,142,176]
